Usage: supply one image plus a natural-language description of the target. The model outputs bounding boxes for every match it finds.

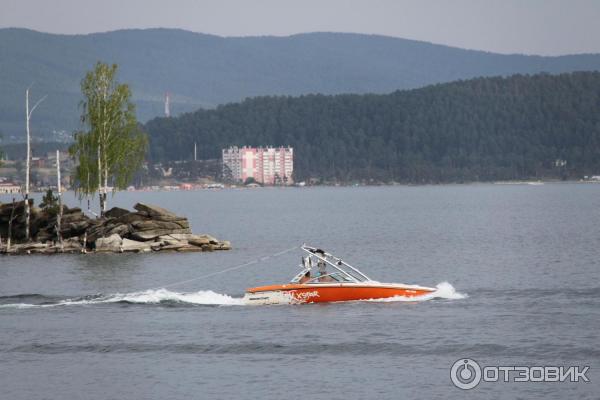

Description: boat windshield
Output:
[305,272,353,284]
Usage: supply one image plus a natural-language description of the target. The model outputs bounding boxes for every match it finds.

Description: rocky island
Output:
[0,200,231,255]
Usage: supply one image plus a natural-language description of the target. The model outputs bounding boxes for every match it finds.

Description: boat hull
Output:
[243,283,435,305]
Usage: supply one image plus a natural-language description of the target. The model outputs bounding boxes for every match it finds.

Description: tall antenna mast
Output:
[164,92,170,117]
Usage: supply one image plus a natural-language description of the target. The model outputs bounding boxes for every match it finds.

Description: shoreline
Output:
[2,180,599,205]
[17,178,600,194]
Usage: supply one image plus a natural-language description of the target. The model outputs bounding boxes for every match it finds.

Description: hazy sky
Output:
[2,0,599,55]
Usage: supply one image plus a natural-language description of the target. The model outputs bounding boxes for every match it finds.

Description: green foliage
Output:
[145,72,600,183]
[244,177,258,185]
[70,62,148,199]
[69,130,99,197]
[40,189,59,216]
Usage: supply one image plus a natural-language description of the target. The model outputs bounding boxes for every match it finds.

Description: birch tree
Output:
[70,62,147,216]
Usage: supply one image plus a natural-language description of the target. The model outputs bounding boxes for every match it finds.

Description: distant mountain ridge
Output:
[1,28,600,140]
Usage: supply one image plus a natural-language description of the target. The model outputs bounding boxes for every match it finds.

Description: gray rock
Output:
[104,207,130,219]
[1,199,231,255]
[215,240,232,250]
[95,234,122,252]
[131,220,184,231]
[168,233,201,241]
[164,238,185,246]
[131,228,191,241]
[177,245,203,252]
[3,242,48,254]
[189,237,210,246]
[134,203,178,218]
[159,243,188,251]
[48,238,83,253]
[121,238,152,253]
[115,212,148,224]
[159,243,203,252]
[198,234,219,244]
[150,241,164,251]
[107,223,131,238]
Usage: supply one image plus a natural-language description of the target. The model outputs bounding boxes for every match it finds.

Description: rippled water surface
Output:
[1,184,599,399]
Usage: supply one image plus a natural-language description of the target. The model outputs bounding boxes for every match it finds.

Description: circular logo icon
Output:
[450,358,482,390]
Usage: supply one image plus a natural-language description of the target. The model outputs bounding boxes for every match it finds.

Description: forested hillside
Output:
[2,28,600,139]
[145,72,600,183]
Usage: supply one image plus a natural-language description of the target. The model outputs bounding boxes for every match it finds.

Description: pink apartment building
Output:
[222,146,294,185]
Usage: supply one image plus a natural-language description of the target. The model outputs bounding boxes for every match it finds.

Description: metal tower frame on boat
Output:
[291,244,372,284]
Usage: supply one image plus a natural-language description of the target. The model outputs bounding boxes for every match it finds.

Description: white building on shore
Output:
[0,181,20,194]
[222,146,294,185]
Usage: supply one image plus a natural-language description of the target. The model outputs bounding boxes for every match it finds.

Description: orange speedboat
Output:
[243,245,435,305]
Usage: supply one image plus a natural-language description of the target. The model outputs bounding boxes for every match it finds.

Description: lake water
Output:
[1,184,599,399]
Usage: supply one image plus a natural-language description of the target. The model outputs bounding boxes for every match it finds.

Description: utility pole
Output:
[24,86,47,241]
[194,142,197,161]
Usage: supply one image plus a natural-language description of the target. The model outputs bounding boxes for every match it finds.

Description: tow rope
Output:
[154,245,299,290]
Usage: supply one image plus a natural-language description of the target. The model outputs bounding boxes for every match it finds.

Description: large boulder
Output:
[214,240,232,250]
[120,238,152,253]
[130,220,185,231]
[115,212,147,225]
[160,243,203,252]
[200,234,219,244]
[168,233,202,241]
[133,203,189,226]
[134,203,178,218]
[62,237,83,252]
[95,234,122,252]
[105,223,131,238]
[7,242,48,254]
[131,228,191,241]
[157,235,182,246]
[188,236,210,246]
[104,207,130,219]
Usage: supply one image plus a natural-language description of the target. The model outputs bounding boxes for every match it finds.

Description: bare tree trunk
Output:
[24,87,46,240]
[97,145,104,216]
[7,198,17,252]
[25,89,31,241]
[56,150,63,250]
[100,79,110,216]
[104,157,109,213]
[82,231,87,253]
[85,170,98,218]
